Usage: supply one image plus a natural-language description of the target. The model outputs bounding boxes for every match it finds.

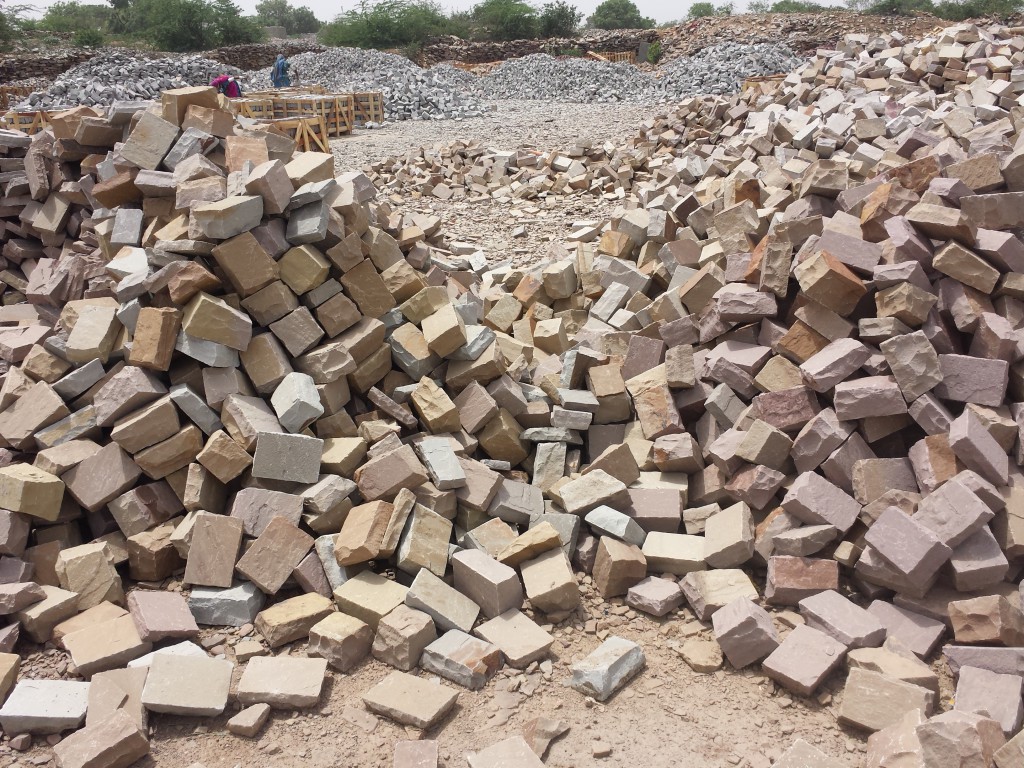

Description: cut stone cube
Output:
[762,624,847,697]
[451,549,523,619]
[371,603,436,671]
[799,590,886,649]
[711,597,779,668]
[333,571,407,630]
[308,612,372,672]
[420,629,502,690]
[569,636,645,702]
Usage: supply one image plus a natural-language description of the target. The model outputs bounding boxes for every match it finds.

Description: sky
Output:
[25,0,684,25]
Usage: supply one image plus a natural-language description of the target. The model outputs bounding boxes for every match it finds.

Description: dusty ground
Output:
[331,100,660,269]
[10,574,902,768]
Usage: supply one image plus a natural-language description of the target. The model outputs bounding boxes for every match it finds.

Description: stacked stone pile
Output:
[0,18,1023,768]
[416,29,660,67]
[242,47,491,121]
[475,43,802,102]
[205,41,326,72]
[19,54,241,110]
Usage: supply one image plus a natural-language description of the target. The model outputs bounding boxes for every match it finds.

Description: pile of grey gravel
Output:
[474,43,802,102]
[243,47,491,121]
[19,53,239,109]
[15,41,803,118]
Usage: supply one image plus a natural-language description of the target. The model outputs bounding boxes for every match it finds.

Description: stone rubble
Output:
[1,17,1024,768]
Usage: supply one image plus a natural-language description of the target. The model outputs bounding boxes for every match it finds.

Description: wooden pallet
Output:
[0,110,51,135]
[249,85,326,96]
[267,95,353,137]
[599,51,637,64]
[352,92,385,125]
[234,98,276,121]
[257,115,330,152]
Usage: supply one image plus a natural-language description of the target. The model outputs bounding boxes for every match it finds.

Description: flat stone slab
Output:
[140,654,233,716]
[127,640,206,669]
[0,679,89,734]
[420,629,502,690]
[236,656,328,709]
[569,636,645,702]
[467,735,545,768]
[474,610,553,668]
[361,671,458,729]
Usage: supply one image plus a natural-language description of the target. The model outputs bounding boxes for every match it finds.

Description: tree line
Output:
[2,0,1020,54]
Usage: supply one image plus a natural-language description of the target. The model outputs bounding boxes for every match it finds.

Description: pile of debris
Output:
[19,53,240,110]
[0,17,1023,768]
[658,10,947,59]
[416,29,660,67]
[475,43,802,102]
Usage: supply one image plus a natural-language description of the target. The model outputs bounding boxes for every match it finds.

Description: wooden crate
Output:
[352,91,385,125]
[257,115,330,152]
[265,94,355,138]
[327,95,355,138]
[234,98,275,121]
[600,51,637,64]
[1,110,51,135]
[248,85,326,98]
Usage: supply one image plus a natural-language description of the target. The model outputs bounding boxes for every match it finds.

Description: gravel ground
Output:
[332,100,659,267]
[332,100,658,172]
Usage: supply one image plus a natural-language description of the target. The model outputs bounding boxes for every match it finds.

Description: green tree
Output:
[319,0,450,48]
[211,0,263,44]
[40,1,113,33]
[539,0,581,36]
[289,5,321,31]
[864,0,934,13]
[933,0,1021,16]
[587,0,654,29]
[255,0,289,24]
[255,0,321,32]
[769,0,827,10]
[73,27,105,45]
[748,0,769,10]
[687,1,715,15]
[471,0,538,40]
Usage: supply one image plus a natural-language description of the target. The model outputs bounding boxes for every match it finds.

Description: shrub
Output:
[539,0,582,36]
[588,0,655,29]
[688,1,716,16]
[646,39,661,62]
[73,27,105,46]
